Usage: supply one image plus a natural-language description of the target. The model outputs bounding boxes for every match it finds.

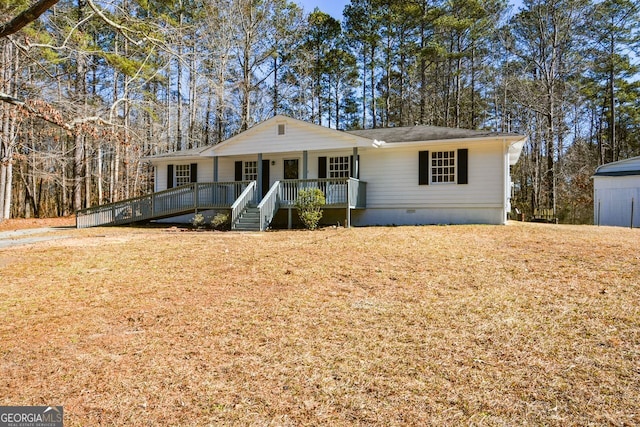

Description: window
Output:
[284,159,299,180]
[175,164,191,186]
[244,161,258,181]
[277,124,286,135]
[431,151,455,183]
[329,156,350,178]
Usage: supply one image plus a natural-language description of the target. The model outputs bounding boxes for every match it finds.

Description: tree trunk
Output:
[608,33,616,163]
[73,133,84,211]
[370,44,376,128]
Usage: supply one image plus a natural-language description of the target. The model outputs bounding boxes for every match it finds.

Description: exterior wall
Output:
[217,150,357,190]
[154,159,214,192]
[594,175,640,227]
[358,141,507,224]
[352,207,504,226]
[148,116,519,226]
[211,119,358,156]
[153,141,510,226]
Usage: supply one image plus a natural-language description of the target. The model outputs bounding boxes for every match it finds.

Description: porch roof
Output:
[146,145,211,160]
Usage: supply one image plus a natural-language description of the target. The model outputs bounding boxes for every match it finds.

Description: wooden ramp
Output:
[76,182,254,228]
[76,178,367,230]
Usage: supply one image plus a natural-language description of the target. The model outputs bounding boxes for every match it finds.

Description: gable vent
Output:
[277,124,286,135]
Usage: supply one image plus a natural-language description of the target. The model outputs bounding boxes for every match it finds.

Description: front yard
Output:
[0,223,638,425]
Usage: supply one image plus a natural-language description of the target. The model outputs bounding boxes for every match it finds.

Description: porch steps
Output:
[232,206,261,231]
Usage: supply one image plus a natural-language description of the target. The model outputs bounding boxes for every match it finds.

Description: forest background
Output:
[1,0,639,224]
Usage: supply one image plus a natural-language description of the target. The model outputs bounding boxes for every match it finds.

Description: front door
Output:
[284,159,299,180]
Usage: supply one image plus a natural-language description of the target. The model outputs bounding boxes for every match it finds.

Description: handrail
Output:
[257,181,280,231]
[231,181,257,226]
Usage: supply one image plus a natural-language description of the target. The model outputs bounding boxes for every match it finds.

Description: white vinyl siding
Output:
[154,159,214,192]
[210,120,358,156]
[360,142,504,208]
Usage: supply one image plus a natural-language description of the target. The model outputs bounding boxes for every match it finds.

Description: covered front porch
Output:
[76,177,366,229]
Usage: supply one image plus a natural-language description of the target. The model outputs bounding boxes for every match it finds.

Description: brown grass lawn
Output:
[0,216,76,231]
[0,223,638,425]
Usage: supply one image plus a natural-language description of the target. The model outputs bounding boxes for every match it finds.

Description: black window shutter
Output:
[419,151,429,185]
[190,163,198,183]
[235,161,243,181]
[262,159,270,187]
[167,164,174,189]
[350,155,360,179]
[457,149,468,184]
[318,157,327,178]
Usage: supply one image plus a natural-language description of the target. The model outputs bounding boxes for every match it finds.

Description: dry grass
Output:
[0,216,76,231]
[0,223,638,425]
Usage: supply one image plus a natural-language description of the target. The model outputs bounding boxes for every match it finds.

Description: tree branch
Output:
[0,0,60,38]
[0,91,112,131]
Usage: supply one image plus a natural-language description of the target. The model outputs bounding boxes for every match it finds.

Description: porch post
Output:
[352,147,359,178]
[346,178,351,228]
[302,150,308,179]
[213,157,218,182]
[257,153,263,197]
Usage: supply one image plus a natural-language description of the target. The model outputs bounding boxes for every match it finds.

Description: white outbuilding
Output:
[593,156,640,228]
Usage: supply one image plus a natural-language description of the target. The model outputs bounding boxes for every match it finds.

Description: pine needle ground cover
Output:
[1,223,638,425]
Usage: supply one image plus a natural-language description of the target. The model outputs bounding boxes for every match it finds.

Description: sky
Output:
[296,0,350,19]
[296,0,524,20]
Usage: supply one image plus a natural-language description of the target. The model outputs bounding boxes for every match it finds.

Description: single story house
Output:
[593,156,640,228]
[76,115,526,229]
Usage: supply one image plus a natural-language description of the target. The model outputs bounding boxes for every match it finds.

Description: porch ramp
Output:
[75,181,254,229]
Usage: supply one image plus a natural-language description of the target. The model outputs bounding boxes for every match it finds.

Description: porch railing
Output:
[76,181,253,228]
[257,181,281,231]
[76,178,366,229]
[279,178,366,208]
[348,178,367,208]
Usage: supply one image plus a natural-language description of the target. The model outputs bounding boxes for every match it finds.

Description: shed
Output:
[593,156,640,228]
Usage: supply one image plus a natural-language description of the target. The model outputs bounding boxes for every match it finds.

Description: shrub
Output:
[191,213,206,229]
[295,188,325,230]
[210,213,229,230]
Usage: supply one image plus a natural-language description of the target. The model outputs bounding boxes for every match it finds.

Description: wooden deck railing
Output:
[76,181,253,228]
[279,178,366,208]
[76,178,366,229]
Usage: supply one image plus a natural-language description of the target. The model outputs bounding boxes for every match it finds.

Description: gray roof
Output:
[346,125,523,143]
[593,170,640,177]
[593,155,640,177]
[146,145,212,159]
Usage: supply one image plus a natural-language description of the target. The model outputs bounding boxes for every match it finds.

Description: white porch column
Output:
[352,147,359,178]
[257,153,263,197]
[303,151,308,179]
